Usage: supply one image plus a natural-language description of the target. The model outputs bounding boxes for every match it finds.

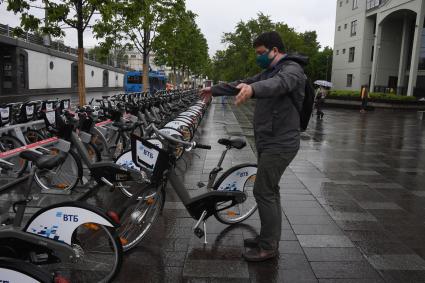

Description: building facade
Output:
[332,0,425,96]
[0,25,126,98]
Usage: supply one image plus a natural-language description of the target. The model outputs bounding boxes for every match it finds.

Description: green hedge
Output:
[327,90,418,102]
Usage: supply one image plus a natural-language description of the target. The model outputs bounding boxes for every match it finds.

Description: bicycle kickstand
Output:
[193,210,208,244]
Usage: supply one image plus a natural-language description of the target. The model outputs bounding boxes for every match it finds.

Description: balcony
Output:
[366,0,388,11]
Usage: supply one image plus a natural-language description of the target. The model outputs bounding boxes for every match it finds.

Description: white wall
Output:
[332,0,366,90]
[27,50,72,89]
[26,49,125,90]
[108,71,124,88]
[84,64,104,87]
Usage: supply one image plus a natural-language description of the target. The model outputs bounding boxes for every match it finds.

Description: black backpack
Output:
[283,55,315,132]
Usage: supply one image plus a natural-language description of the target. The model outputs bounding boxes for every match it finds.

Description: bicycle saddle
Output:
[218,137,246,149]
[19,150,67,170]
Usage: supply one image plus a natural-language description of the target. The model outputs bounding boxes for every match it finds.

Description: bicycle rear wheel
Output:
[0,135,27,176]
[213,164,258,224]
[34,149,82,191]
[118,187,164,252]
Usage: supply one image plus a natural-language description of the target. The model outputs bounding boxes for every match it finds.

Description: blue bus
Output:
[124,70,167,93]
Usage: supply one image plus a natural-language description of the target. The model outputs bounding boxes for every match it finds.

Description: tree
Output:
[210,13,331,83]
[117,0,176,91]
[6,0,113,105]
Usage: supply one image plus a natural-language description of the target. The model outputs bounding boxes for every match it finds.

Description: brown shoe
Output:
[243,248,278,262]
[243,237,259,248]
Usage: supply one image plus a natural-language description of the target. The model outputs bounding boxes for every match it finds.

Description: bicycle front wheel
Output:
[213,164,258,225]
[34,149,82,191]
[46,224,122,282]
[118,187,164,252]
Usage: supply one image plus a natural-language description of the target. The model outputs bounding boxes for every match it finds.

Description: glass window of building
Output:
[338,26,341,31]
[352,0,358,9]
[340,1,342,7]
[349,47,355,62]
[366,0,381,10]
[347,74,353,87]
[336,50,339,55]
[343,49,346,54]
[344,23,348,29]
[351,20,357,36]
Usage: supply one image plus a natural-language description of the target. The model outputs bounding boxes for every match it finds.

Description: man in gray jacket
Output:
[200,31,306,261]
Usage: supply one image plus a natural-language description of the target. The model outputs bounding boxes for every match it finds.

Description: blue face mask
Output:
[256,50,276,69]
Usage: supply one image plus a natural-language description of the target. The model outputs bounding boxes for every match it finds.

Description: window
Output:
[346,0,349,3]
[18,54,26,89]
[347,74,353,87]
[366,0,382,10]
[371,46,374,61]
[349,47,355,62]
[351,20,357,36]
[130,54,136,58]
[344,24,348,29]
[103,70,109,87]
[336,50,339,55]
[338,26,341,31]
[127,75,142,84]
[352,0,358,9]
[339,1,342,7]
[343,49,346,54]
[49,61,54,70]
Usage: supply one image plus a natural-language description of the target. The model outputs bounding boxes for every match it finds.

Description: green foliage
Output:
[152,2,209,80]
[328,90,418,102]
[210,13,333,84]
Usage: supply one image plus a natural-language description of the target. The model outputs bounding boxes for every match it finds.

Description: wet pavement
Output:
[2,98,425,282]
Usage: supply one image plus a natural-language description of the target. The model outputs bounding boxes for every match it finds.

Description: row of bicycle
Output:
[0,89,259,282]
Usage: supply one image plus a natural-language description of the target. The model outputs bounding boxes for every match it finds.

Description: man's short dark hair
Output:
[253,31,285,53]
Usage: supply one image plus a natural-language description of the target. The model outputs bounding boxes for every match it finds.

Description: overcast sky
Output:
[0,0,336,55]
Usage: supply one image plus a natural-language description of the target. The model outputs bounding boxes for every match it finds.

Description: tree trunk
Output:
[142,52,149,93]
[142,27,150,93]
[77,0,86,106]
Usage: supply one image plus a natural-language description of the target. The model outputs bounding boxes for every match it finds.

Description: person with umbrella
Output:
[313,81,332,119]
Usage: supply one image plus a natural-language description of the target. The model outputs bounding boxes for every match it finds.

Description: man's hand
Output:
[235,83,253,106]
[199,87,212,102]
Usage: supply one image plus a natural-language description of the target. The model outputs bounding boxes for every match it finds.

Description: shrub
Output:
[327,90,418,102]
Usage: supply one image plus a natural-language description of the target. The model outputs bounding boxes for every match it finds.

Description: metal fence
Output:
[0,23,133,71]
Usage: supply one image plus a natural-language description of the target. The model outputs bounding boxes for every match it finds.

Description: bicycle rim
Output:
[214,174,257,224]
[118,189,163,252]
[44,225,122,282]
[34,150,80,191]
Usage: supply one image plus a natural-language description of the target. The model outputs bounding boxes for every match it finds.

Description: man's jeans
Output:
[253,151,298,250]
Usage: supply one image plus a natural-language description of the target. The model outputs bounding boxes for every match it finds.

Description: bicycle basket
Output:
[131,134,170,183]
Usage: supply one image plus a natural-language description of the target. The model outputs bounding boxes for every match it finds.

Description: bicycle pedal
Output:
[29,252,49,264]
[194,227,204,238]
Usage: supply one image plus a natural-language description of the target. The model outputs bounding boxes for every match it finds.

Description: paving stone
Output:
[292,225,344,236]
[310,261,382,279]
[297,235,354,248]
[366,254,425,270]
[303,247,364,261]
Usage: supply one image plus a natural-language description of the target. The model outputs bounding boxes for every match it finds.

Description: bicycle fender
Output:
[24,202,117,246]
[214,164,257,191]
[0,268,44,283]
